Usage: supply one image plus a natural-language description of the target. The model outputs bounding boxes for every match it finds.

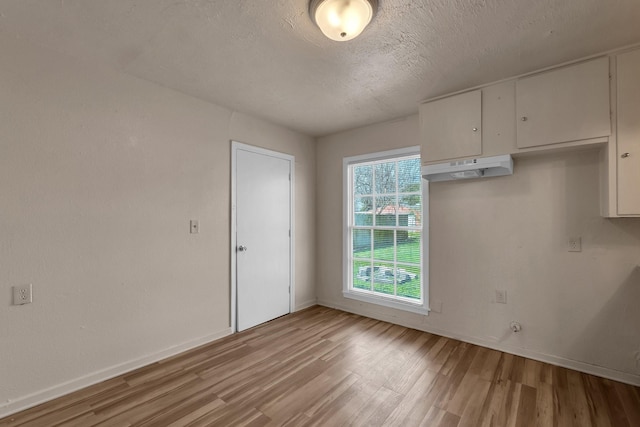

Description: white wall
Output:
[316,115,640,385]
[0,36,315,416]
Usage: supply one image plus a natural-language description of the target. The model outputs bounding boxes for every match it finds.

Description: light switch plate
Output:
[13,284,32,305]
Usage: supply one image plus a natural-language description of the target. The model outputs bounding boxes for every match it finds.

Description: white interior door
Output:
[234,144,292,332]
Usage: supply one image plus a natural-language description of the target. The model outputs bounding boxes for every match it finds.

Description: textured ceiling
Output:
[2,0,640,137]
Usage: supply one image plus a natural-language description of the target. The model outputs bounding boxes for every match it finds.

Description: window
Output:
[343,147,429,315]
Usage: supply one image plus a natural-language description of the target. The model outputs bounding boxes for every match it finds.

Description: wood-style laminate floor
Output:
[2,306,639,427]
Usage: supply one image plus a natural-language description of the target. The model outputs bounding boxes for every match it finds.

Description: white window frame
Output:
[343,146,430,315]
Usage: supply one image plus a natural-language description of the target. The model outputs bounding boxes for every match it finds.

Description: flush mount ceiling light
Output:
[310,0,378,42]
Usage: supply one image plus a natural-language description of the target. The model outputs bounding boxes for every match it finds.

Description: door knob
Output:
[238,245,248,252]
[621,152,630,158]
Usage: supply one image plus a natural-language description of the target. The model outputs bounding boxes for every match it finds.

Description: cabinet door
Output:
[516,57,611,148]
[419,90,482,163]
[617,49,640,215]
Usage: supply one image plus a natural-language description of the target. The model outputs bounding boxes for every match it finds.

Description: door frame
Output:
[230,141,295,333]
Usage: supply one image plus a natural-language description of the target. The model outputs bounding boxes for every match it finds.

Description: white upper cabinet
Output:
[516,57,611,149]
[616,49,640,215]
[419,90,482,163]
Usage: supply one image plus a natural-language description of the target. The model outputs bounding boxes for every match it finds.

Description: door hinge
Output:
[289,173,291,181]
[289,230,291,237]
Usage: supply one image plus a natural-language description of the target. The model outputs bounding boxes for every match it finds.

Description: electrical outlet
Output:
[568,236,582,252]
[190,220,200,234]
[13,284,32,305]
[495,289,507,304]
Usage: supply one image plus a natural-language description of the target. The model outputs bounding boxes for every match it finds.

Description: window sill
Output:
[343,290,430,315]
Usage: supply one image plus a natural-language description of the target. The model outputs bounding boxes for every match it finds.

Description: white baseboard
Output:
[0,327,233,419]
[295,299,318,311]
[318,299,640,387]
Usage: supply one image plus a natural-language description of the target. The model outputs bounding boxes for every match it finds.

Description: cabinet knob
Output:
[472,127,478,132]
[521,116,528,122]
[621,152,630,158]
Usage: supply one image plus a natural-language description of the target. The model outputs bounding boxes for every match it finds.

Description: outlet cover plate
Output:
[190,220,200,234]
[13,284,32,305]
[496,289,507,304]
[568,236,582,252]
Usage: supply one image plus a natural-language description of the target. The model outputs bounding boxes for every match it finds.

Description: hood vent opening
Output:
[450,169,484,179]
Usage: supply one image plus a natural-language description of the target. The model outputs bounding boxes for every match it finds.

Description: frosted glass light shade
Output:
[310,0,377,41]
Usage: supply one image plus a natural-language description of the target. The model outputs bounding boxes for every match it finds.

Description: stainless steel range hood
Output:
[422,154,513,182]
